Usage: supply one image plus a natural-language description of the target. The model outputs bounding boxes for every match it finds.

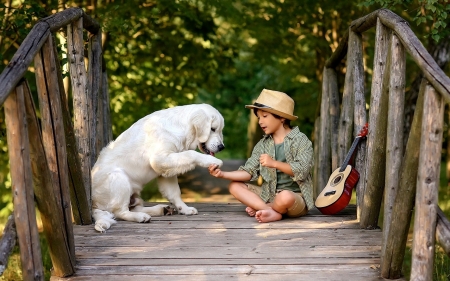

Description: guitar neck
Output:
[339,136,363,172]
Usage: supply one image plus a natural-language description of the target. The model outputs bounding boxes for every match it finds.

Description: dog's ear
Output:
[190,109,211,143]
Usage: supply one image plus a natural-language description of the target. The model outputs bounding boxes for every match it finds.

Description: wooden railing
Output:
[0,8,110,279]
[314,8,450,280]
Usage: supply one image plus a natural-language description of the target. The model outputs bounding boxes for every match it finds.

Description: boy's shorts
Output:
[245,183,308,218]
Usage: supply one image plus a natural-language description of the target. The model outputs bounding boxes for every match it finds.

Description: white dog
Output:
[91,104,224,232]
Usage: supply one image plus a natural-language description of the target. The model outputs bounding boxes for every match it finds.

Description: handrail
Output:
[316,8,450,280]
[0,7,99,106]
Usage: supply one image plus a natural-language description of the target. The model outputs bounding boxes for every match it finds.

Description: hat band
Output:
[253,102,271,108]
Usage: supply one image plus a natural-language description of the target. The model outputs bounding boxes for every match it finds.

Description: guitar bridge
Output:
[324,190,336,196]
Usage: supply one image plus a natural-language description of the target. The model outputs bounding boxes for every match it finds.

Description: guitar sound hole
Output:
[333,175,342,185]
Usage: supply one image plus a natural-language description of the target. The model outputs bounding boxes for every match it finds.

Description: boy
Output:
[208,89,314,223]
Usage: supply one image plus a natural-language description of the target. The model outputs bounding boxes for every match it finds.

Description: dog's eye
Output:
[211,128,216,132]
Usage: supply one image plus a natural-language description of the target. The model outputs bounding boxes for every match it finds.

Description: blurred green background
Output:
[1,0,450,280]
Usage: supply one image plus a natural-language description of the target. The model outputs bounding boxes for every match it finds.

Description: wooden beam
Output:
[380,33,407,279]
[50,34,92,225]
[436,206,450,256]
[411,82,444,281]
[327,68,340,171]
[350,30,367,221]
[68,18,92,208]
[4,83,44,281]
[0,214,16,275]
[360,19,390,229]
[316,67,331,195]
[34,35,76,272]
[23,79,75,276]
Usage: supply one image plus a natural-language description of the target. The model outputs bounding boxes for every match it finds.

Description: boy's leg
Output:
[228,182,269,215]
[256,190,303,223]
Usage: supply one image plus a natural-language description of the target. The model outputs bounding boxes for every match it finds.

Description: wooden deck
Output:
[51,202,391,281]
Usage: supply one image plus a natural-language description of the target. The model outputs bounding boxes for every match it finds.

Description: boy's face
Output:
[256,109,284,135]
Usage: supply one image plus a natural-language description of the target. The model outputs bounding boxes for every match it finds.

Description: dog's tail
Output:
[92,208,117,233]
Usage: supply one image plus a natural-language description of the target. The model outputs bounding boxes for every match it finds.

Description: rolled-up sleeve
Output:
[289,134,314,182]
[238,140,263,181]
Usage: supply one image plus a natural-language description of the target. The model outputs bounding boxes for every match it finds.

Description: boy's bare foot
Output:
[245,206,256,217]
[255,208,282,223]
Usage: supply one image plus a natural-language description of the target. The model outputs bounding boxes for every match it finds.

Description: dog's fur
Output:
[91,104,224,232]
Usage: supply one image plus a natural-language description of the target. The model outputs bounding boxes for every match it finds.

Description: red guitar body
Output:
[315,167,360,215]
[315,123,368,215]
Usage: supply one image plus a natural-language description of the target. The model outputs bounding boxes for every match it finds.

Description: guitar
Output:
[315,123,368,215]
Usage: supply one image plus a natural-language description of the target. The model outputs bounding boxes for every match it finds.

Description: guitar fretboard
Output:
[339,137,363,172]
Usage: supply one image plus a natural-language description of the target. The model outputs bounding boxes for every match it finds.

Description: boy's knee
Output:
[275,190,296,207]
[228,181,241,193]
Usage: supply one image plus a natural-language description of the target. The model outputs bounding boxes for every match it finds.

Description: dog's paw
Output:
[179,206,198,215]
[201,156,223,168]
[135,213,152,223]
[163,205,178,216]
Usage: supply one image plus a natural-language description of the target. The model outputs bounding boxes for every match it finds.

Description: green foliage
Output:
[362,0,450,42]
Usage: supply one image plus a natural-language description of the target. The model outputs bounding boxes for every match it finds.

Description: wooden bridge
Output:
[0,7,449,281]
[52,203,386,281]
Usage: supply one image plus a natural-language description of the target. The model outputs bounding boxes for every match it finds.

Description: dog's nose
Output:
[218,144,225,152]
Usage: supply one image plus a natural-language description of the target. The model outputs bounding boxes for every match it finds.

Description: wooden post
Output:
[410,82,443,281]
[350,30,367,220]
[436,207,450,256]
[50,34,92,225]
[360,19,390,229]
[0,214,16,275]
[328,68,340,171]
[381,79,425,278]
[313,116,320,199]
[23,79,76,277]
[101,67,113,145]
[68,17,92,210]
[380,33,406,276]
[34,35,76,267]
[88,30,103,163]
[338,27,355,173]
[317,67,331,195]
[4,84,44,281]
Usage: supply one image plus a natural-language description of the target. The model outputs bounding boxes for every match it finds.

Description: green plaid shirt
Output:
[238,126,314,210]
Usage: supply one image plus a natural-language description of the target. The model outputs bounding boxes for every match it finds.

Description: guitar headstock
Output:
[358,123,369,138]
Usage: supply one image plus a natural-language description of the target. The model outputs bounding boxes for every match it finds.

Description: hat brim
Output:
[245,105,298,121]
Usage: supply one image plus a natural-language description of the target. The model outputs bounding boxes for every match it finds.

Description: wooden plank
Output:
[4,83,44,281]
[411,82,443,281]
[56,202,383,280]
[75,257,381,266]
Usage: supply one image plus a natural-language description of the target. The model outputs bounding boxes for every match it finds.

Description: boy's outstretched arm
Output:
[208,164,252,181]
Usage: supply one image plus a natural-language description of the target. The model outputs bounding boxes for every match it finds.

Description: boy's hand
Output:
[208,164,223,178]
[259,154,276,168]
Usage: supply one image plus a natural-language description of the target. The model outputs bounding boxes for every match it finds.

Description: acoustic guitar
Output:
[315,124,368,215]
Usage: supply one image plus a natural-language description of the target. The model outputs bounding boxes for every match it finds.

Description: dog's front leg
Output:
[157,176,197,215]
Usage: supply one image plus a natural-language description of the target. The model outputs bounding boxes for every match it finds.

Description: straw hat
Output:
[245,89,298,121]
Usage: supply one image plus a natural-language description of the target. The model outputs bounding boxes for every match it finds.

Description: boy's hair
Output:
[253,108,292,128]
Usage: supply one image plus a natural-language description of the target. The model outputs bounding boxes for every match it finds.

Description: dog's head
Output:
[190,104,225,156]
